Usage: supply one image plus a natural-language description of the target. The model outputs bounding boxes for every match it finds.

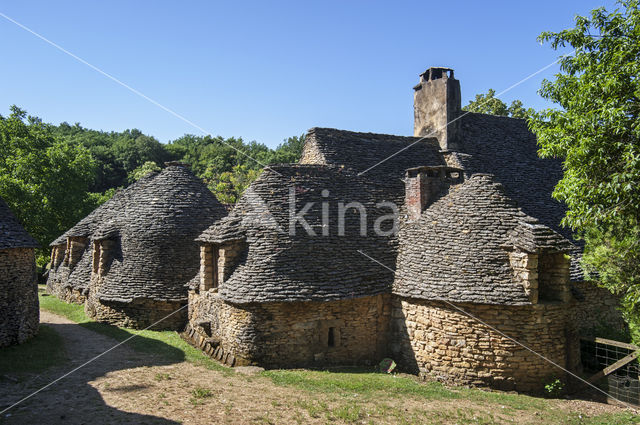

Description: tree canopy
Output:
[529,0,640,337]
[463,89,532,118]
[0,106,100,256]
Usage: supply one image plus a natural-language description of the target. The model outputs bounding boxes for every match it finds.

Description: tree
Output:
[128,161,161,183]
[210,164,262,204]
[0,106,102,262]
[529,1,640,338]
[270,134,306,164]
[463,89,533,118]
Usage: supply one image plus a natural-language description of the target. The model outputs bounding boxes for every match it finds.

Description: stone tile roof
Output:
[457,113,569,239]
[198,164,402,304]
[0,197,38,250]
[94,165,227,303]
[456,113,584,280]
[48,173,160,293]
[50,173,159,246]
[202,117,581,304]
[303,127,446,180]
[393,174,573,305]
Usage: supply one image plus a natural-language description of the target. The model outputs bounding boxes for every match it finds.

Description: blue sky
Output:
[0,1,619,148]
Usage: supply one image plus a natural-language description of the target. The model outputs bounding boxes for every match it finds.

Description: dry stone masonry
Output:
[184,67,624,393]
[48,165,227,330]
[0,197,39,347]
[45,67,625,393]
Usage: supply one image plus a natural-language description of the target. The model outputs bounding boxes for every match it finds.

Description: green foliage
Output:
[128,161,161,183]
[52,124,178,192]
[2,104,304,256]
[544,378,565,398]
[463,89,533,118]
[210,164,261,204]
[167,133,304,204]
[529,1,640,338]
[0,106,104,249]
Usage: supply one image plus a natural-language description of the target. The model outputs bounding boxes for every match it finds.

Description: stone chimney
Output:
[405,166,463,221]
[413,67,462,151]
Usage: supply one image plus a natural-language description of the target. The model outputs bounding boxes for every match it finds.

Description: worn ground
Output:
[0,310,637,424]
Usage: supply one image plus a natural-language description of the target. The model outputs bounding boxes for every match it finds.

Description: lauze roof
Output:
[50,165,227,303]
[198,164,402,304]
[200,119,578,305]
[393,174,573,305]
[0,197,38,250]
[94,165,227,303]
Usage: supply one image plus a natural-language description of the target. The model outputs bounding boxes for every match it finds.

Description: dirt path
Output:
[0,311,633,424]
[0,311,177,424]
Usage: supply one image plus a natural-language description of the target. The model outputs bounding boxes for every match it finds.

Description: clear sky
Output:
[0,1,620,148]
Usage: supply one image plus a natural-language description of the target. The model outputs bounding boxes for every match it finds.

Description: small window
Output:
[200,244,218,291]
[218,240,247,284]
[92,242,100,274]
[538,252,568,302]
[327,327,336,347]
[68,237,88,268]
[97,239,117,276]
[211,248,219,289]
[63,239,71,266]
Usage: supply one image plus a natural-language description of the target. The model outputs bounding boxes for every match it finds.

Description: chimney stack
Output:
[405,166,463,221]
[413,67,462,151]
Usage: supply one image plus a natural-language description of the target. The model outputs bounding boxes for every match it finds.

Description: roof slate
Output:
[94,165,227,303]
[456,113,583,280]
[49,166,226,302]
[304,127,446,180]
[200,118,580,304]
[457,113,569,238]
[0,197,39,250]
[393,174,572,305]
[198,164,402,304]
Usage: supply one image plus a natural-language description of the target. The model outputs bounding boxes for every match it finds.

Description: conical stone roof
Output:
[94,165,227,303]
[393,174,573,305]
[0,197,38,250]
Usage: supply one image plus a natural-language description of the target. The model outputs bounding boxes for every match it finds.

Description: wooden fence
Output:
[580,337,640,405]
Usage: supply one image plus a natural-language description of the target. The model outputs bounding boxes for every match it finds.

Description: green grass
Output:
[190,386,215,405]
[0,325,66,376]
[38,288,232,375]
[262,369,640,424]
[261,367,548,410]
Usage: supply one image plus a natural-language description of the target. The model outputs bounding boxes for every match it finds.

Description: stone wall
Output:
[0,248,39,347]
[390,297,580,393]
[299,138,326,165]
[84,294,186,330]
[572,281,626,337]
[185,289,391,368]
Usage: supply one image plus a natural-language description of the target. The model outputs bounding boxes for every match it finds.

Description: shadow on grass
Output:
[1,300,183,424]
[0,325,66,376]
[77,321,186,363]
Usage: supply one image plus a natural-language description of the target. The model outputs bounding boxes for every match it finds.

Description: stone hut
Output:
[47,187,133,304]
[187,164,404,367]
[183,67,624,393]
[82,165,227,330]
[48,165,226,330]
[392,172,579,391]
[0,197,39,347]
